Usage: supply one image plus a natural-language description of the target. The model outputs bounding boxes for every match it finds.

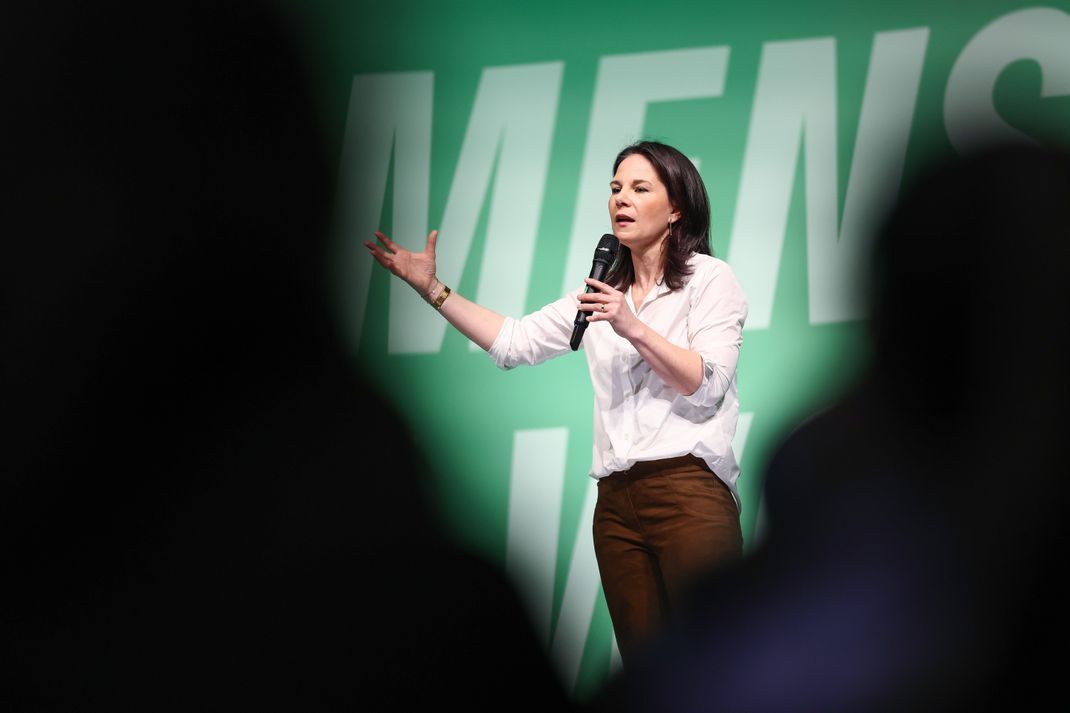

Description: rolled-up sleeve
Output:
[488,292,580,370]
[681,262,748,408]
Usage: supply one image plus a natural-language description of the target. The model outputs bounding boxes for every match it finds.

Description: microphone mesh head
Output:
[594,234,620,264]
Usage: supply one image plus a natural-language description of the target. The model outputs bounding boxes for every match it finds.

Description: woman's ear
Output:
[670,207,682,225]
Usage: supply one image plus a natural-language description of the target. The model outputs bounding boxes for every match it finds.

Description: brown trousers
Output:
[593,454,742,664]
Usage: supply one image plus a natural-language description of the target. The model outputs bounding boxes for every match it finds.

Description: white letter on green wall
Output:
[728,29,928,328]
[506,428,568,646]
[335,71,432,354]
[338,62,563,354]
[432,62,563,354]
[945,7,1070,152]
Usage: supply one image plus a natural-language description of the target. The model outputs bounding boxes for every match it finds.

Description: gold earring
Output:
[668,220,674,238]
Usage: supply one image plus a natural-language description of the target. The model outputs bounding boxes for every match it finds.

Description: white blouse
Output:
[488,253,748,509]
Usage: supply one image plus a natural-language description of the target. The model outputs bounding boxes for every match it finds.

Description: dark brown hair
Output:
[604,140,712,291]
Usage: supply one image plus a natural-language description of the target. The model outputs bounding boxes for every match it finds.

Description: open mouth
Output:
[615,214,635,227]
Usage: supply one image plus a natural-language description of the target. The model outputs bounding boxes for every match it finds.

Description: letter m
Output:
[335,64,563,354]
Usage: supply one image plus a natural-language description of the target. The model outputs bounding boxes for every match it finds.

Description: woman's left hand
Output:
[578,278,643,341]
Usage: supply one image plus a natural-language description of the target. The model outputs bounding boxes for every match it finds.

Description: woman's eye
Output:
[610,187,620,194]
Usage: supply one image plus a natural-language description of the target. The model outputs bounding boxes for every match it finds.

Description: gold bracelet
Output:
[430,283,451,310]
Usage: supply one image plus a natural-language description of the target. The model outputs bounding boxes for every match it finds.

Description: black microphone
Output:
[570,234,620,351]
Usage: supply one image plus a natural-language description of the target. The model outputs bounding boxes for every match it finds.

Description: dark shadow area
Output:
[2,1,568,708]
[591,140,1070,711]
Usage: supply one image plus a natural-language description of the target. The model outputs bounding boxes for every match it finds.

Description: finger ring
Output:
[600,304,606,312]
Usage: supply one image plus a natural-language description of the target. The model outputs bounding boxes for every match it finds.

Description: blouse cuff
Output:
[487,317,517,370]
[681,356,730,408]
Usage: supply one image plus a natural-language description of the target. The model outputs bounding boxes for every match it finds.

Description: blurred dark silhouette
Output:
[591,141,1070,712]
[2,1,568,709]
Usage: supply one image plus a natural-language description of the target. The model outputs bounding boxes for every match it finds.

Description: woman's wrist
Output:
[425,278,455,310]
[424,278,443,303]
[422,277,452,311]
[618,315,647,344]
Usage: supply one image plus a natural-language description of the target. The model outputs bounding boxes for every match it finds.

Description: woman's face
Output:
[609,154,680,254]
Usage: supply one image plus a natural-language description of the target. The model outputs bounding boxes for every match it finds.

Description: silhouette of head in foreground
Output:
[2,1,568,708]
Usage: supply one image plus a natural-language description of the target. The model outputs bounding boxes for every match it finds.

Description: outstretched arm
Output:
[364,230,505,351]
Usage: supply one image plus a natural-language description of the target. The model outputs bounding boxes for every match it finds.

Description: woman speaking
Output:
[366,141,748,663]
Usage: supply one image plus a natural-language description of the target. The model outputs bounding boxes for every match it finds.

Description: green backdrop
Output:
[291,0,1070,697]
